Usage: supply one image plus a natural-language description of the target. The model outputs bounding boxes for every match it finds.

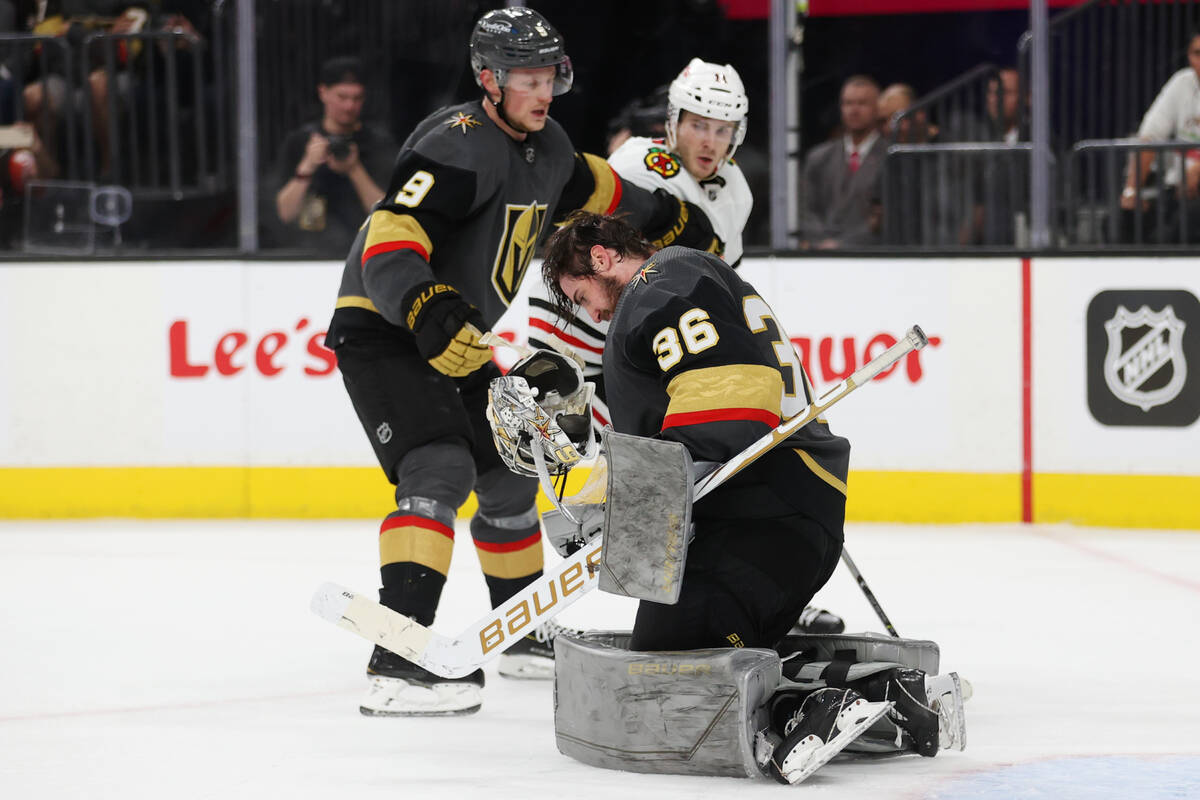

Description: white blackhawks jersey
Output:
[607,136,753,266]
[528,137,754,427]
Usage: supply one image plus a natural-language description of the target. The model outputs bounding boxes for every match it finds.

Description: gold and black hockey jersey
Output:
[603,246,850,521]
[326,100,674,349]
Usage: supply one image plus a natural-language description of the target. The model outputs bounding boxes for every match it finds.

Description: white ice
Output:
[2,519,1198,800]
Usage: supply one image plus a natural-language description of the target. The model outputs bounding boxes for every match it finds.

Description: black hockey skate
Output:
[854,667,940,757]
[789,605,846,635]
[497,620,583,680]
[760,688,893,784]
[361,645,484,716]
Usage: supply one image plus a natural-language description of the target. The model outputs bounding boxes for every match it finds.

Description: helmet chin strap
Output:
[491,86,531,134]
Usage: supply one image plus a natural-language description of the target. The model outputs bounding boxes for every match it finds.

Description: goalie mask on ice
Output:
[487,349,596,478]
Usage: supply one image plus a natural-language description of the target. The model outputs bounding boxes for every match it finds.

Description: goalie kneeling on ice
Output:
[553,632,959,779]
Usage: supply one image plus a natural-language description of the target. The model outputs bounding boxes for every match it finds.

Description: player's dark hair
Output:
[319,56,365,88]
[542,211,655,321]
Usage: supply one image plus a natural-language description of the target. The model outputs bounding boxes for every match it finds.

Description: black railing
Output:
[0,34,86,179]
[1018,0,1200,144]
[883,143,1035,249]
[892,63,1008,144]
[1066,139,1198,247]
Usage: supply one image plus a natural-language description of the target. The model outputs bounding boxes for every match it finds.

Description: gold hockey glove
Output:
[403,281,493,377]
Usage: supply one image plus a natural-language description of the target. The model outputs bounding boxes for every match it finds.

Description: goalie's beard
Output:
[590,274,626,323]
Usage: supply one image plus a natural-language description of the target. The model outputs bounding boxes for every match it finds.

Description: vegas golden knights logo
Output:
[492,202,548,305]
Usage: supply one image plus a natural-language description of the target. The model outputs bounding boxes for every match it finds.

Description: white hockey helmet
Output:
[666,58,749,158]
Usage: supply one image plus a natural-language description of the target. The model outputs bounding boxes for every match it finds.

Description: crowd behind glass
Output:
[0,0,1196,255]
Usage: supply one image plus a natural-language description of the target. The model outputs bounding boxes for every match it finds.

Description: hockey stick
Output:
[840,548,900,637]
[312,325,928,678]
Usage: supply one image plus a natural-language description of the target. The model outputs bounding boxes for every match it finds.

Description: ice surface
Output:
[2,520,1198,799]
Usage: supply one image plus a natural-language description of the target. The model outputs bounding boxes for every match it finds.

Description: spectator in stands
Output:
[878,83,936,144]
[800,74,882,249]
[1120,29,1200,243]
[269,56,396,257]
[16,2,198,180]
[931,68,1029,246]
[985,68,1024,144]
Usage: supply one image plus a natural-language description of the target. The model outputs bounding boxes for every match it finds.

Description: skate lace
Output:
[783,689,850,738]
[532,619,583,644]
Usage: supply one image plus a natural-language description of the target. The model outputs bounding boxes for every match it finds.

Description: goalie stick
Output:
[312,325,929,678]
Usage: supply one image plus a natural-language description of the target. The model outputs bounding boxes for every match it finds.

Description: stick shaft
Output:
[695,325,926,500]
[840,548,900,638]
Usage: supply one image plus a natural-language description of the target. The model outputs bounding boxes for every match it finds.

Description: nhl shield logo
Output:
[1087,289,1200,427]
[376,422,393,444]
[1102,305,1186,412]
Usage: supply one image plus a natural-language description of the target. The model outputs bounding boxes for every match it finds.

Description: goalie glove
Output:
[403,281,493,377]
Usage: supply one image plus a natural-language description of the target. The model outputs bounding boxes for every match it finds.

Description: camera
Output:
[326,134,353,160]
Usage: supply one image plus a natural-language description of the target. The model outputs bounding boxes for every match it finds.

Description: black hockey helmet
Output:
[469,7,573,96]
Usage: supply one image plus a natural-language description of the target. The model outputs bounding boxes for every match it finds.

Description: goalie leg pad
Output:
[553,632,780,778]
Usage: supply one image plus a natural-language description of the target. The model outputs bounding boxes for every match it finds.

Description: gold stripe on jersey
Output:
[335,295,380,313]
[665,364,783,418]
[362,210,434,265]
[577,152,622,215]
[794,448,848,496]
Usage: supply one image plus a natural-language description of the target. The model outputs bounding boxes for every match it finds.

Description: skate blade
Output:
[933,672,967,751]
[359,703,481,717]
[359,675,482,716]
[497,653,555,680]
[782,700,894,785]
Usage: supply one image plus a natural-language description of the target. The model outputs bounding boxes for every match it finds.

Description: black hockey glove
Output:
[402,281,493,377]
[646,192,725,258]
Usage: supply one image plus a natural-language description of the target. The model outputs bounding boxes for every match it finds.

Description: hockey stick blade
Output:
[311,537,604,679]
[312,324,926,677]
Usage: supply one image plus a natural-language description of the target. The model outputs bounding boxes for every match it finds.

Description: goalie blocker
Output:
[553,631,966,783]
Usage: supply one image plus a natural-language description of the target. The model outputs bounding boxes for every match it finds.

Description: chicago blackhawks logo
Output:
[446,112,482,134]
[644,147,680,178]
[492,201,548,305]
[1102,304,1187,412]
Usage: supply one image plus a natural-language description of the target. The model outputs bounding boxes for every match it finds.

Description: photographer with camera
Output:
[271,56,396,256]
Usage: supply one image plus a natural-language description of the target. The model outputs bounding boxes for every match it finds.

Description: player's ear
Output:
[589,244,608,272]
[479,69,501,102]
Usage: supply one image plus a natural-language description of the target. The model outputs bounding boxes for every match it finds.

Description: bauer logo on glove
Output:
[402,280,494,377]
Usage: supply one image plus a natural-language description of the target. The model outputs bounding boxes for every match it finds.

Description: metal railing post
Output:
[1029,0,1052,249]
[235,0,258,253]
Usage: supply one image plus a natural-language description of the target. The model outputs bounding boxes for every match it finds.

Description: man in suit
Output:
[800,75,883,249]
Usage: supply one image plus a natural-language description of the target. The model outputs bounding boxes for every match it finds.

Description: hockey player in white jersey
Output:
[530,60,753,432]
[529,59,844,636]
